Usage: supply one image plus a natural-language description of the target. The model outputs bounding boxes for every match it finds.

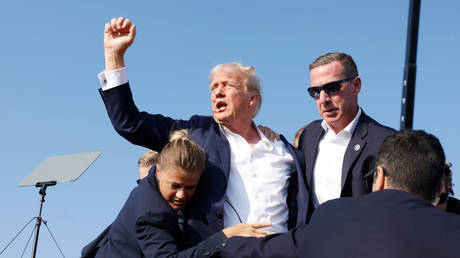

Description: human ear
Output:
[352,76,361,96]
[372,166,385,191]
[432,181,445,206]
[155,165,161,175]
[249,94,258,106]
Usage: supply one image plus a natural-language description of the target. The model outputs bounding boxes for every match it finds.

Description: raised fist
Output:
[104,17,136,55]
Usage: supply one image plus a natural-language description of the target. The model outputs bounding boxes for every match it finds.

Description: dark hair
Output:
[158,130,206,174]
[309,52,358,78]
[444,163,454,195]
[375,130,446,202]
[138,150,160,168]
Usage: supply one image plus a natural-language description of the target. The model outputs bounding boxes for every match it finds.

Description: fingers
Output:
[222,223,274,238]
[109,17,132,33]
[122,18,131,29]
[116,17,124,29]
[251,222,272,229]
[257,125,280,142]
[110,17,117,32]
[244,228,274,238]
[252,229,275,238]
[104,23,111,33]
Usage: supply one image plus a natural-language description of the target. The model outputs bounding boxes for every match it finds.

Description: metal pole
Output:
[31,188,45,258]
[31,181,56,258]
[400,0,421,130]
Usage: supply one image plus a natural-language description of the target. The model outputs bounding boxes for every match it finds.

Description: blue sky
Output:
[1,1,459,257]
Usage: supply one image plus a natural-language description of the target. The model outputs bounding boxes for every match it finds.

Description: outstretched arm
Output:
[104,17,136,71]
[137,218,273,258]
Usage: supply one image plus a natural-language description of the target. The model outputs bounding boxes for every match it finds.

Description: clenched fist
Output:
[104,17,136,71]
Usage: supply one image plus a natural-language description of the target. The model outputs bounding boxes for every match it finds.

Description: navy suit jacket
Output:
[99,83,311,246]
[81,172,227,258]
[220,189,460,258]
[299,111,395,198]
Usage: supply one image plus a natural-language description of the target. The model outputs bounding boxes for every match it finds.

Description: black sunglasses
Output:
[307,76,356,98]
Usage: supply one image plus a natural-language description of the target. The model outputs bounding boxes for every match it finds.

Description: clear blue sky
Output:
[1,1,459,257]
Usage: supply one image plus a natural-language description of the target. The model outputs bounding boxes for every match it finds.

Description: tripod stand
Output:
[0,181,65,258]
[1,152,101,257]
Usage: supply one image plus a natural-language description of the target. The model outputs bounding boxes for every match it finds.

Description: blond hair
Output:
[157,130,205,174]
[138,150,160,168]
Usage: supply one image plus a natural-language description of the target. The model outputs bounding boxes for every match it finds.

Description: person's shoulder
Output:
[431,201,460,231]
[188,115,216,128]
[133,176,175,218]
[314,196,357,215]
[189,115,212,121]
[360,112,396,136]
[304,119,323,130]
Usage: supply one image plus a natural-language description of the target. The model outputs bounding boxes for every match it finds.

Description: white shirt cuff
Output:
[98,68,128,91]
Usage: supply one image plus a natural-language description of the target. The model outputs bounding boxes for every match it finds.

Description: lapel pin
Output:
[354,144,361,151]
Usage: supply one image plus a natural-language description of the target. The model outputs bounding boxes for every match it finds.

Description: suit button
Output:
[216,212,223,219]
[204,251,210,256]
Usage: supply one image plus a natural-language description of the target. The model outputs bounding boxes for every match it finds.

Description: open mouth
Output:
[215,101,227,112]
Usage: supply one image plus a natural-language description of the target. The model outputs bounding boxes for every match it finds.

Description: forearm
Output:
[142,230,227,258]
[105,48,126,71]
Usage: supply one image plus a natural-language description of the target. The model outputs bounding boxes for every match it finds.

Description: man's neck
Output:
[223,121,261,147]
[329,107,360,134]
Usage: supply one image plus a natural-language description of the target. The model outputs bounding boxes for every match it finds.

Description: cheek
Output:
[315,99,323,111]
[189,188,197,196]
[161,185,175,199]
[331,96,344,108]
[168,190,178,200]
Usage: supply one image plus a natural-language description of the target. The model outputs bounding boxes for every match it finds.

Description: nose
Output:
[213,84,225,98]
[318,89,330,103]
[176,189,185,199]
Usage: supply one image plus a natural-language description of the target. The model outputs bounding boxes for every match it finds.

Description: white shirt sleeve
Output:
[98,68,128,91]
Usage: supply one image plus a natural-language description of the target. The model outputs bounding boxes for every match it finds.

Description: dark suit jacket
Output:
[220,189,460,258]
[299,111,395,198]
[81,172,227,258]
[99,83,311,246]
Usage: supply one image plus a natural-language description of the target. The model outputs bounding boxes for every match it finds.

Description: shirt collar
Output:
[321,107,362,135]
[219,122,273,149]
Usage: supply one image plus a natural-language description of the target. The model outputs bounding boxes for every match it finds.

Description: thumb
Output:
[130,24,136,39]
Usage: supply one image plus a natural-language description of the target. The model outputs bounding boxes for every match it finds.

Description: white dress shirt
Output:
[220,125,294,233]
[312,108,362,207]
[98,68,295,232]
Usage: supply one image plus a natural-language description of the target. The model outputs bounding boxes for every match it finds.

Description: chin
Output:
[213,115,229,124]
[324,117,338,125]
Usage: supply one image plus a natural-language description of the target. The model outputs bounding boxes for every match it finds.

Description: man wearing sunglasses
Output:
[298,52,395,210]
[220,130,460,258]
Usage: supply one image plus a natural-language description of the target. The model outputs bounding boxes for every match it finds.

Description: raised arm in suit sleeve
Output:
[136,211,227,258]
[99,82,193,152]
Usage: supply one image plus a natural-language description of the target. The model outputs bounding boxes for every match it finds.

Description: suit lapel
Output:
[340,113,369,190]
[213,122,231,180]
[304,125,324,189]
